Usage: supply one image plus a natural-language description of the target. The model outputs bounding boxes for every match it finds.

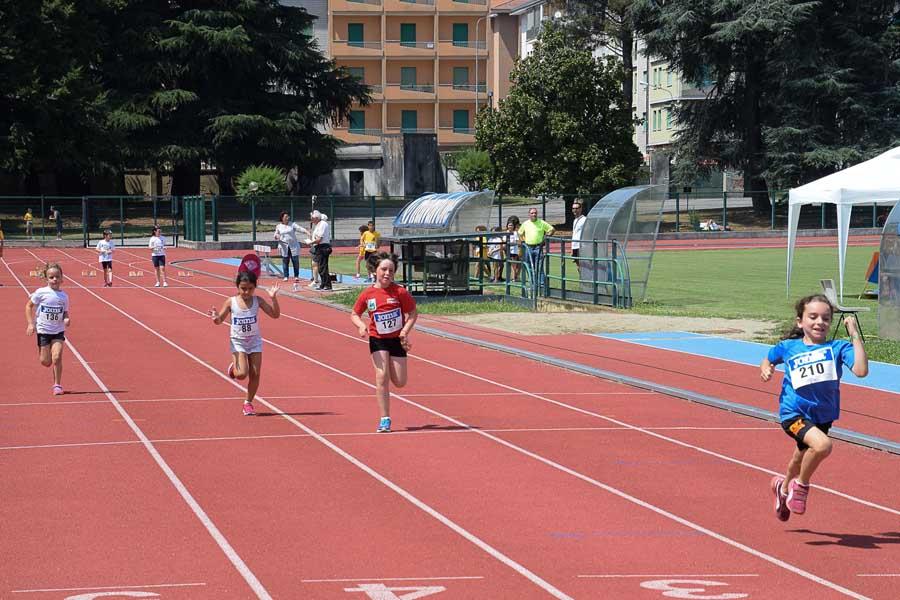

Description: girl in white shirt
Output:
[148,225,168,287]
[96,229,115,287]
[210,271,281,416]
[25,263,70,395]
[273,210,307,282]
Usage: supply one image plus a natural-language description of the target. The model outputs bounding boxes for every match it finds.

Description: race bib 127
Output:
[373,308,402,335]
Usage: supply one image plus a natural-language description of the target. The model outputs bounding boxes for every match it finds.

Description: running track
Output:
[2,247,898,600]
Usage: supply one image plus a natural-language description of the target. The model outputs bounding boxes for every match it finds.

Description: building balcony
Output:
[385,0,435,12]
[331,40,383,58]
[333,128,384,143]
[436,0,487,12]
[384,40,437,57]
[437,127,476,145]
[385,127,438,135]
[384,83,436,100]
[437,39,486,58]
[363,84,384,100]
[331,0,383,13]
[436,83,486,101]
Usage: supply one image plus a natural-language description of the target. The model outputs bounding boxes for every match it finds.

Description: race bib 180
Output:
[373,308,402,335]
[787,348,837,388]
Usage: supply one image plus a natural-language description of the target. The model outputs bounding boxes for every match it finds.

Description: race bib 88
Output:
[787,348,837,389]
[232,315,258,338]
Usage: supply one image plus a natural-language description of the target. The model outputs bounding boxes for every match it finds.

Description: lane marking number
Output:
[639,579,748,599]
[343,583,446,599]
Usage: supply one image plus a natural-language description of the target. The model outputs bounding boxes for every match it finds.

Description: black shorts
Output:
[101,261,112,269]
[369,336,407,357]
[781,417,833,450]
[152,255,166,268]
[572,248,580,258]
[37,332,66,348]
[364,250,378,263]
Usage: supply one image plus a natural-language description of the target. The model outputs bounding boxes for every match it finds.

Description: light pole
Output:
[638,80,675,181]
[475,13,497,116]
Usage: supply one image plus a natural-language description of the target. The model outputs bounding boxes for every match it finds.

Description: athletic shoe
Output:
[162,282,168,287]
[52,384,63,395]
[154,282,160,287]
[771,476,791,521]
[242,402,256,416]
[787,480,810,514]
[376,416,391,433]
[282,277,288,282]
[307,281,317,288]
[227,362,236,379]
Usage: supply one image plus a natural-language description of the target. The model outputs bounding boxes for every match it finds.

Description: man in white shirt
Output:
[308,210,333,290]
[571,200,587,268]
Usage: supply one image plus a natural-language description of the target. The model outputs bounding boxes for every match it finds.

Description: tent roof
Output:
[789,146,900,206]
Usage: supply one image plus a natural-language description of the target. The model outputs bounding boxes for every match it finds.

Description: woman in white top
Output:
[210,271,280,416]
[148,225,168,287]
[25,262,71,395]
[96,229,115,287]
[273,211,307,282]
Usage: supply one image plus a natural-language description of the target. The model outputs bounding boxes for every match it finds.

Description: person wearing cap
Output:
[307,210,333,290]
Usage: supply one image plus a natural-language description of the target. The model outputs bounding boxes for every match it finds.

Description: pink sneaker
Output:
[52,384,63,396]
[787,480,810,514]
[242,402,256,416]
[770,476,790,521]
[227,362,236,379]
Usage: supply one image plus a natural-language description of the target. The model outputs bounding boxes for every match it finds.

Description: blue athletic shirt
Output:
[767,338,855,423]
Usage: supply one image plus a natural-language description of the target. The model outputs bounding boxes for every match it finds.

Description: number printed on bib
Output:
[39,305,64,323]
[365,242,377,251]
[232,315,258,338]
[373,307,402,335]
[787,347,837,388]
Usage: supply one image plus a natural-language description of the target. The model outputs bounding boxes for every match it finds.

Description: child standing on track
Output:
[25,263,70,395]
[360,221,381,281]
[351,252,417,433]
[760,294,868,520]
[96,229,115,287]
[210,271,280,416]
[149,225,168,287]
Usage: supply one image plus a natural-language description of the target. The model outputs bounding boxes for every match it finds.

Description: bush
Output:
[235,165,286,201]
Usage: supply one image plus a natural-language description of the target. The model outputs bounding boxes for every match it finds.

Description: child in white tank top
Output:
[210,271,280,415]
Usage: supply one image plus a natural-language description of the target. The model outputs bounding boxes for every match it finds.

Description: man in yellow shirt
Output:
[518,207,554,287]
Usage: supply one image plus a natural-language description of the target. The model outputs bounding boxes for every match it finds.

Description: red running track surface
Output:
[2,247,898,600]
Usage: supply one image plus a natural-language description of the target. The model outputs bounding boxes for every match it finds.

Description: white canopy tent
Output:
[787,146,900,299]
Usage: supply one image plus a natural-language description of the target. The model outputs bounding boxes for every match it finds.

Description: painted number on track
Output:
[65,593,160,600]
[344,583,446,599]
[640,579,748,599]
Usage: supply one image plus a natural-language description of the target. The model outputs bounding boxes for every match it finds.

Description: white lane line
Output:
[1,426,781,452]
[133,251,900,519]
[13,251,273,600]
[12,582,206,593]
[578,574,759,578]
[51,249,575,600]
[302,576,485,583]
[103,253,875,599]
[857,574,900,577]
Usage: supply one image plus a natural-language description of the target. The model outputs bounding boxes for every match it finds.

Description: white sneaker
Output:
[163,282,168,287]
[282,277,288,282]
[154,282,160,287]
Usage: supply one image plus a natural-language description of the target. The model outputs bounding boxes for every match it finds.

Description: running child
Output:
[355,224,368,279]
[760,294,868,520]
[25,263,70,395]
[350,252,417,433]
[210,272,280,416]
[148,225,168,287]
[96,229,115,287]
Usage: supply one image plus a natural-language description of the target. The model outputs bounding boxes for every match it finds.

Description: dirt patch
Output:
[445,310,778,341]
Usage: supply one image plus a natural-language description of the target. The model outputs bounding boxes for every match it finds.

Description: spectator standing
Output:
[274,211,307,283]
[517,208,554,287]
[307,210,333,291]
[571,200,587,268]
[49,206,62,240]
[24,208,34,239]
[506,216,521,282]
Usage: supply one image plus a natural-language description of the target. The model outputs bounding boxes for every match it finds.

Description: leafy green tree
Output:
[452,149,493,191]
[476,23,640,200]
[236,165,286,199]
[0,0,118,192]
[103,0,369,195]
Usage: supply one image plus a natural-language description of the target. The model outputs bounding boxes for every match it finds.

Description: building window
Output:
[348,23,364,48]
[401,110,418,132]
[349,110,365,132]
[525,8,540,41]
[453,66,469,89]
[453,23,469,47]
[666,110,673,129]
[666,68,673,87]
[453,109,469,133]
[348,66,365,81]
[400,67,417,90]
[400,23,416,48]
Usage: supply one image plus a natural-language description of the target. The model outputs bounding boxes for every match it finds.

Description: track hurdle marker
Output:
[29,270,40,277]
[254,244,278,276]
[128,270,145,277]
[81,270,97,277]
[177,270,194,277]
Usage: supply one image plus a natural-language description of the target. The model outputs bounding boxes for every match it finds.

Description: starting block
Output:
[81,270,97,277]
[177,270,194,277]
[29,270,41,277]
[128,270,145,277]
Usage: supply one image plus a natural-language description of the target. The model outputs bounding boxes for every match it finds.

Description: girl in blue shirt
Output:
[760,294,868,520]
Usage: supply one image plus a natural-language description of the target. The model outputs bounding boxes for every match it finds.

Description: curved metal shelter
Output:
[579,185,666,302]
[879,203,900,340]
[392,190,494,237]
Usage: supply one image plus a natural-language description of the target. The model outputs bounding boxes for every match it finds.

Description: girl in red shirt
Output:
[351,252,418,432]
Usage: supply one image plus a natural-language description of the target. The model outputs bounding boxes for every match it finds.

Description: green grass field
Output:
[326,246,900,364]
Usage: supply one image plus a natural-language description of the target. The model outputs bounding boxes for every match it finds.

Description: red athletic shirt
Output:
[353,283,416,339]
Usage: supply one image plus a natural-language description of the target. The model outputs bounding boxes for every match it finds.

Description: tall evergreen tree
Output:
[476,23,640,199]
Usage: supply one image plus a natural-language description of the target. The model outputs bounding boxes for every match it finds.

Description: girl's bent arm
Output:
[760,358,775,382]
[211,299,231,324]
[350,312,368,337]
[845,319,869,377]
[400,309,418,337]
[25,300,35,334]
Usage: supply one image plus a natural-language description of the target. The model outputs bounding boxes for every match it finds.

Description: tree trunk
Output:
[620,23,634,110]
